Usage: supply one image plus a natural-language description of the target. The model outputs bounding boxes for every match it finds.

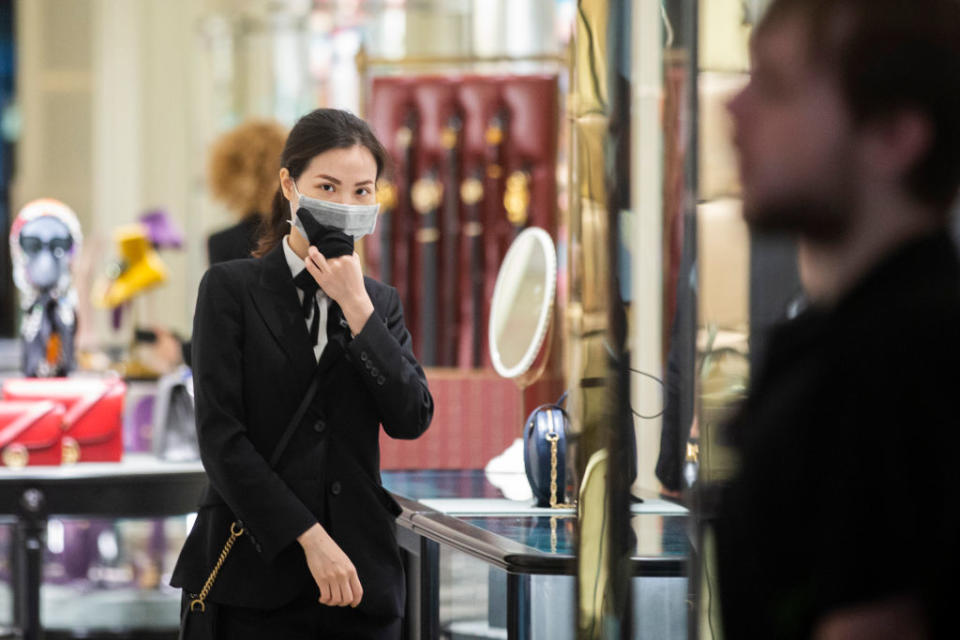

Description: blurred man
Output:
[716,1,960,638]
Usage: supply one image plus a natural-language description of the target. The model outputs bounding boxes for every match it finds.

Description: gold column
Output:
[567,0,616,636]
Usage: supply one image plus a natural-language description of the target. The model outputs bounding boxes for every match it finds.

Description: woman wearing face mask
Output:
[171,108,433,639]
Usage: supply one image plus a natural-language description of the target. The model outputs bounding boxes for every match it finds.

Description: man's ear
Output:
[863,109,932,185]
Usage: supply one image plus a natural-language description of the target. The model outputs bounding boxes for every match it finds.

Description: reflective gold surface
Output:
[568,0,616,637]
[694,5,757,639]
[577,448,610,630]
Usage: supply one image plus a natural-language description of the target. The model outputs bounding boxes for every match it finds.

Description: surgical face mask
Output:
[289,181,379,259]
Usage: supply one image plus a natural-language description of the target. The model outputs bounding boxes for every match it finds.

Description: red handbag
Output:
[0,401,66,467]
[1,378,126,463]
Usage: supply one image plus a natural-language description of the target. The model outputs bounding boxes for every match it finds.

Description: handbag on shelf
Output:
[523,391,574,508]
[0,400,66,467]
[1,377,126,463]
[153,366,198,462]
[179,369,325,640]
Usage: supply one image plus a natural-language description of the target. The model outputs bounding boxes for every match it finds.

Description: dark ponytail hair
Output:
[253,108,388,257]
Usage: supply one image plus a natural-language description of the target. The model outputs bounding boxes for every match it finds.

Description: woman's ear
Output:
[279,168,294,202]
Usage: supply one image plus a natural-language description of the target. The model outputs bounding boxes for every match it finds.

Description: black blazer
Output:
[171,243,433,617]
[207,216,261,265]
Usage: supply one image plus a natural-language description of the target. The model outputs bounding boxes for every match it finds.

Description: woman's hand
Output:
[297,523,363,607]
[305,248,374,336]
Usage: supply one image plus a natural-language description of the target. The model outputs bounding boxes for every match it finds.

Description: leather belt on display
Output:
[483,109,510,367]
[384,112,416,289]
[376,179,397,286]
[411,169,442,367]
[461,168,485,368]
[440,114,462,367]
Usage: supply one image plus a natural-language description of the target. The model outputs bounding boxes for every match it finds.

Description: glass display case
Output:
[383,470,689,640]
[0,455,205,639]
[0,516,189,636]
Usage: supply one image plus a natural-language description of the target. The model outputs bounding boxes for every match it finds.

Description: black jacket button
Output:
[370,367,380,377]
[313,420,326,433]
[377,376,386,386]
[360,352,369,362]
[330,481,342,496]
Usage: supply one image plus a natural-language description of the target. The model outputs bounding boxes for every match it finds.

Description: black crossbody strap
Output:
[268,369,323,469]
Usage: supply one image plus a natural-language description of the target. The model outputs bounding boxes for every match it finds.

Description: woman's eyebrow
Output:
[354,179,374,187]
[313,173,342,185]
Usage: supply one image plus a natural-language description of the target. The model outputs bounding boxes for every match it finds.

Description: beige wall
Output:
[16,0,225,347]
[15,0,94,228]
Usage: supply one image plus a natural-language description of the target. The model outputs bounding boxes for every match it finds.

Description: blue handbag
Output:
[524,392,573,508]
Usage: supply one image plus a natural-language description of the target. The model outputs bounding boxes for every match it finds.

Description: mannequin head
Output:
[10,198,83,305]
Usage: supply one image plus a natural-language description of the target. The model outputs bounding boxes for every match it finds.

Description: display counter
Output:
[0,465,689,640]
[383,470,690,640]
[0,455,206,640]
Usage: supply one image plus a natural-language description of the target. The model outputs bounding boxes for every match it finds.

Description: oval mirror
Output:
[488,227,557,385]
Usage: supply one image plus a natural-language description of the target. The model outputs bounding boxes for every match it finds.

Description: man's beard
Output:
[744,198,848,243]
[740,136,860,243]
[742,176,857,244]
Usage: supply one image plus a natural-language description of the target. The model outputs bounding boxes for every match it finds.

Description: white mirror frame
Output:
[488,227,558,380]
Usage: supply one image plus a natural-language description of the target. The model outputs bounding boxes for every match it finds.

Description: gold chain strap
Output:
[189,521,244,613]
[546,433,574,509]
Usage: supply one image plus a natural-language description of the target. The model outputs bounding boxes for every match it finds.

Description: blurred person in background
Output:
[715,0,960,638]
[175,120,287,367]
[206,119,288,264]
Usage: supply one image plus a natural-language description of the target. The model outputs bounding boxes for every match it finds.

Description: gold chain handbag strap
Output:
[189,521,244,613]
[546,432,574,509]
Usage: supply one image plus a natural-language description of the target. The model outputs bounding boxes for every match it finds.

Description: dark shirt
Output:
[715,230,960,639]
[207,215,261,265]
[185,215,262,366]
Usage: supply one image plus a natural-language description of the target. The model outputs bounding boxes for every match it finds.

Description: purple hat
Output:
[139,209,184,250]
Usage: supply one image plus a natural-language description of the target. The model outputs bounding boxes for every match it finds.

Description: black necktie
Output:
[293,269,320,346]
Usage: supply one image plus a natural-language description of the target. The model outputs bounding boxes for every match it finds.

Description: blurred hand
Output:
[659,486,683,500]
[152,327,184,369]
[134,326,183,376]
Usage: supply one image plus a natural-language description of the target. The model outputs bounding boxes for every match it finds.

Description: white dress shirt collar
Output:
[282,234,308,279]
[282,235,328,361]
